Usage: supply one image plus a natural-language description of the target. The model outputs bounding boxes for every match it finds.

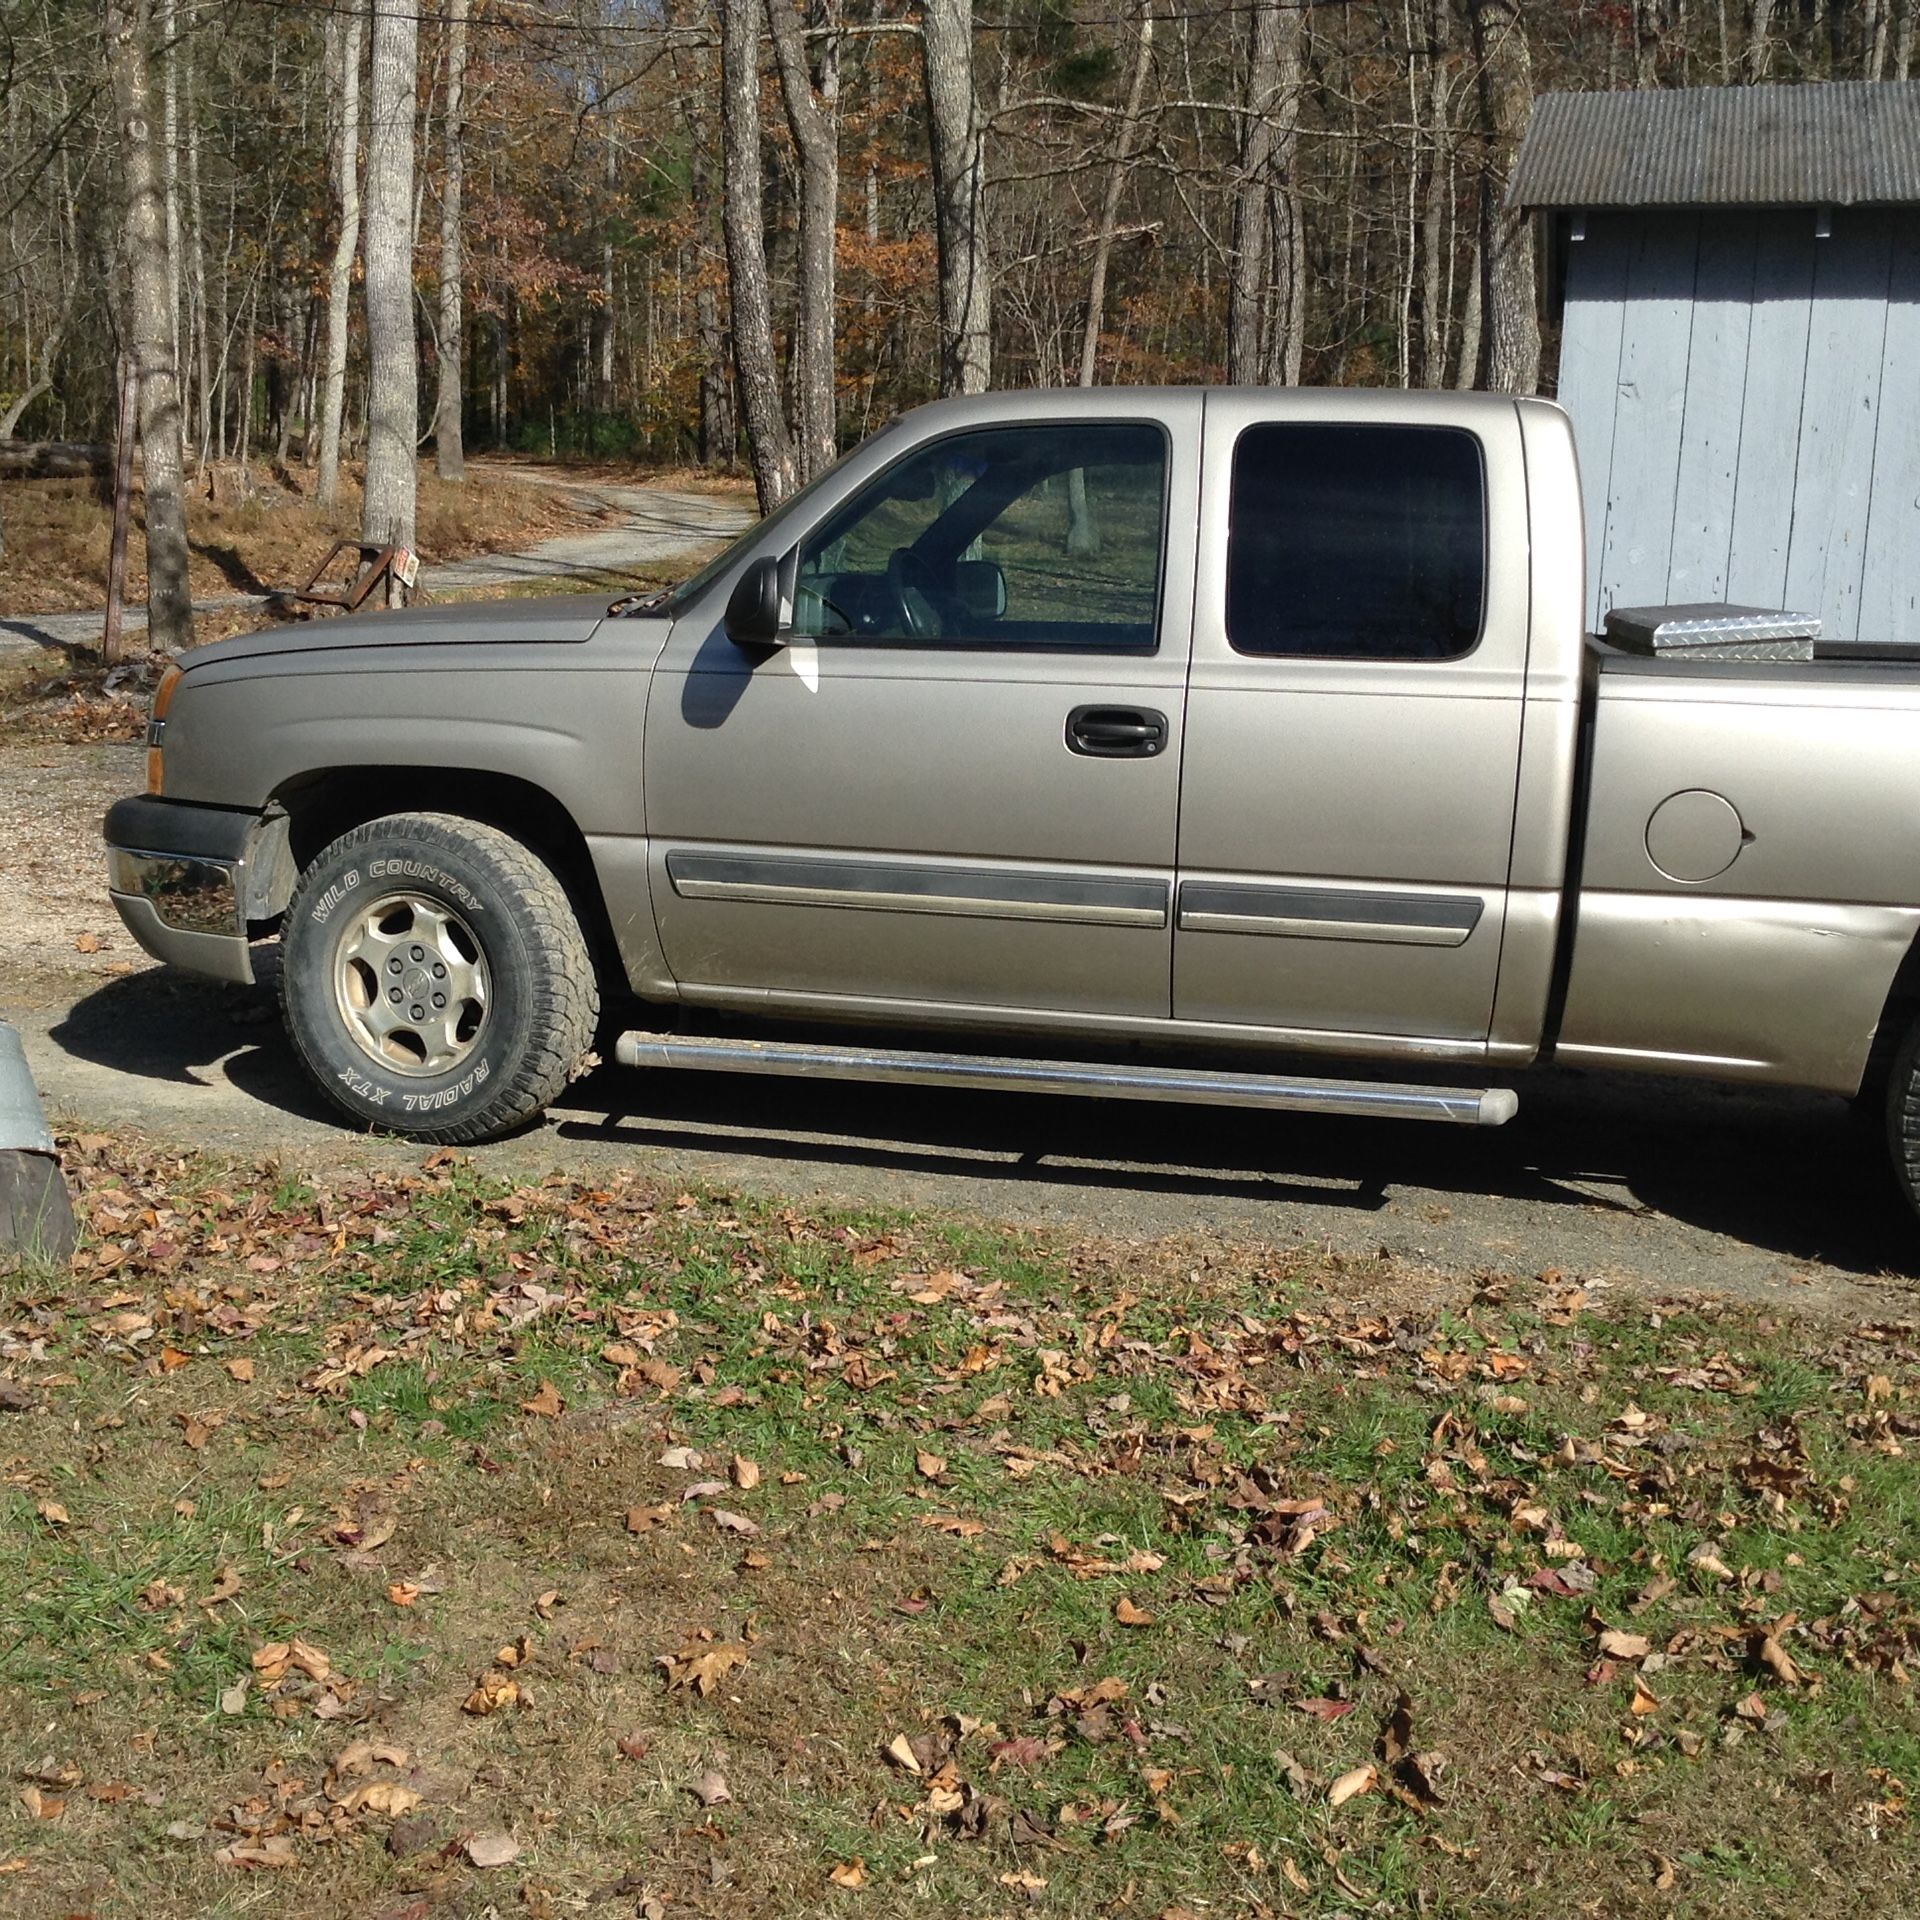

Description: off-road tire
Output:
[1885,1013,1920,1220]
[280,812,599,1144]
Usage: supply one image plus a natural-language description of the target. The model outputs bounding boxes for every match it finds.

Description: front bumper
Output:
[103,795,289,987]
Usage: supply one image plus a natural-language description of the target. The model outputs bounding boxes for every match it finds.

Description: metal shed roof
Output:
[1507,82,1920,210]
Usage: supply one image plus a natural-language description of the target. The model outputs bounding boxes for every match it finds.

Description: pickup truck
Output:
[102,388,1920,1220]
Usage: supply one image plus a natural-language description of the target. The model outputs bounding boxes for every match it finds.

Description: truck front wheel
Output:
[279,812,600,1144]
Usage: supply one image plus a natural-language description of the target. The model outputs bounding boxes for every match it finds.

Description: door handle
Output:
[1067,705,1169,758]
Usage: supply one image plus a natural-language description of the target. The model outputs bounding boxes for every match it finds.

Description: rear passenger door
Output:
[1173,395,1531,1051]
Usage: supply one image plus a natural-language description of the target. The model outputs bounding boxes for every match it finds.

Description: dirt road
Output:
[7,741,1916,1324]
[0,479,749,655]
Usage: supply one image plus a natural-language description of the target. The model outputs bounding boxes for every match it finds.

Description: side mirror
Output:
[723,556,785,648]
[953,559,1008,622]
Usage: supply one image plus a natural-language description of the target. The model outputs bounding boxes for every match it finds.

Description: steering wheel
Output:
[886,547,945,640]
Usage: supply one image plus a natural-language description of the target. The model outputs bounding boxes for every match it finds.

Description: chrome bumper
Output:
[103,796,282,988]
[108,850,253,985]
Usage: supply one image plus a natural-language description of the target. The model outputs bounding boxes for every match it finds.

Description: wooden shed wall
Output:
[1556,207,1920,644]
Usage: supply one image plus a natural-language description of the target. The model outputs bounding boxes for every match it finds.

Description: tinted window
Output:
[793,423,1166,651]
[1226,424,1485,660]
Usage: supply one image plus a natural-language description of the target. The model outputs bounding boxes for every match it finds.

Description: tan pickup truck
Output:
[102,388,1920,1220]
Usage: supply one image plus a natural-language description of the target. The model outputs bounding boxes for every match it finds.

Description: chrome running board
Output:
[613,1033,1519,1127]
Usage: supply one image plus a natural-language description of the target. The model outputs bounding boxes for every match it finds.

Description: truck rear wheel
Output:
[280,812,599,1144]
[1886,1014,1920,1220]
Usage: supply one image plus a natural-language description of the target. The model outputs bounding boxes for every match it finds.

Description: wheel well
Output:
[269,766,625,999]
[1862,929,1920,1100]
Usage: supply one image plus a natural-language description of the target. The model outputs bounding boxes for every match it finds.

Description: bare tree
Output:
[1469,0,1539,395]
[767,0,841,480]
[1227,0,1305,385]
[922,0,990,395]
[720,0,798,509]
[105,0,193,653]
[317,3,363,507]
[1746,0,1777,78]
[363,0,419,566]
[435,0,468,481]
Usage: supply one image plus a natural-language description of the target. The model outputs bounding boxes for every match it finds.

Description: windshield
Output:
[660,428,899,614]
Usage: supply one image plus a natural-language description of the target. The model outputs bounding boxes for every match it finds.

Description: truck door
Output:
[644,400,1199,1022]
[1173,394,1531,1050]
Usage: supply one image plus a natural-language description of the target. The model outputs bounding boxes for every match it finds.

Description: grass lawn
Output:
[1,1141,1915,1918]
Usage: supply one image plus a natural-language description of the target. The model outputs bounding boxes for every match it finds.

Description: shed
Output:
[1509,82,1920,646]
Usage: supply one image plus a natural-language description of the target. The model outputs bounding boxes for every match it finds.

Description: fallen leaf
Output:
[1114,1596,1154,1627]
[883,1734,924,1775]
[658,1446,703,1470]
[658,1639,750,1697]
[626,1503,674,1534]
[387,1582,422,1608]
[1753,1630,1803,1687]
[922,1513,984,1537]
[465,1829,520,1869]
[731,1455,761,1490]
[218,1676,251,1715]
[1630,1676,1662,1716]
[915,1450,948,1480]
[688,1769,731,1807]
[225,1357,255,1384]
[462,1671,520,1715]
[75,932,104,954]
[348,1781,423,1819]
[520,1380,564,1419]
[36,1500,69,1527]
[1328,1764,1377,1808]
[617,1732,651,1761]
[19,1786,63,1821]
[709,1508,759,1536]
[828,1858,868,1890]
[1599,1629,1652,1662]
[217,1835,297,1868]
[1295,1696,1357,1722]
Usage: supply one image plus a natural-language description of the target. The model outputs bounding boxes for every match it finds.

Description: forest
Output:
[1,0,1913,645]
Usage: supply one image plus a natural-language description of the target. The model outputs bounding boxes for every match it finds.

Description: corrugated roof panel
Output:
[1508,83,1920,209]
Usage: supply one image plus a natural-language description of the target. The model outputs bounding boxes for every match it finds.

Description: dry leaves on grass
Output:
[657,1636,750,1698]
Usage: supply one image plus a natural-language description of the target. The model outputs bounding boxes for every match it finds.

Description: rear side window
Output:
[1226,424,1486,660]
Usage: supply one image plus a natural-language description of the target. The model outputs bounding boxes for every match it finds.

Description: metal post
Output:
[0,1024,76,1263]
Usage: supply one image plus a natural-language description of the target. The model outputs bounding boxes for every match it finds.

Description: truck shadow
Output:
[44,968,1920,1279]
[561,1058,1917,1279]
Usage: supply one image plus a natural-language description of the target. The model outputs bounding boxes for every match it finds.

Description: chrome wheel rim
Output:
[333,892,490,1077]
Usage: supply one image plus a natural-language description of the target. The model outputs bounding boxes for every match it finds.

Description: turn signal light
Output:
[146,663,182,795]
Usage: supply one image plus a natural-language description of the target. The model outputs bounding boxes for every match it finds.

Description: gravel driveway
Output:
[5,741,1916,1323]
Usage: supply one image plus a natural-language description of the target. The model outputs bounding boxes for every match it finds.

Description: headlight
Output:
[146,664,183,795]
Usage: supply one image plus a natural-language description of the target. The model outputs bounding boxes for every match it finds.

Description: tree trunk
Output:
[362,0,419,573]
[1469,0,1539,395]
[317,4,363,507]
[184,42,211,466]
[1227,3,1305,386]
[1419,0,1454,387]
[1076,0,1152,391]
[719,0,798,510]
[766,0,840,481]
[1895,0,1913,79]
[106,0,193,653]
[1745,0,1775,78]
[922,0,990,395]
[435,0,468,480]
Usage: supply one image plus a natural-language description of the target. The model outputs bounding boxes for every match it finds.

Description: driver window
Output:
[792,422,1166,651]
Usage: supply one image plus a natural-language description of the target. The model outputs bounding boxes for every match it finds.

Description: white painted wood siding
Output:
[1556,207,1919,644]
